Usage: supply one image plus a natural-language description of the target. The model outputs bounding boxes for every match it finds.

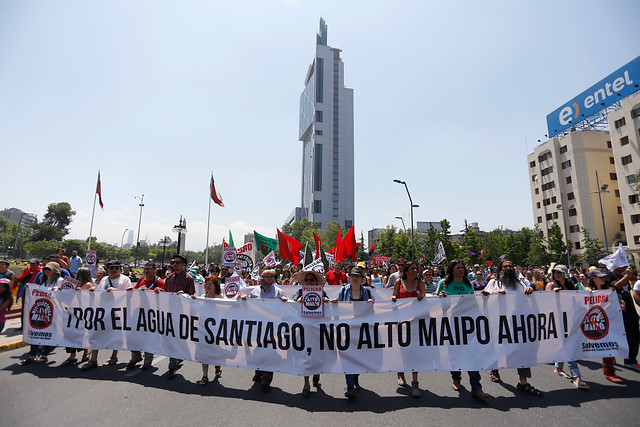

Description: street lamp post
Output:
[173,216,187,255]
[134,194,145,268]
[158,236,171,267]
[557,203,574,267]
[394,180,417,262]
[592,171,610,255]
[120,228,130,248]
[395,216,407,233]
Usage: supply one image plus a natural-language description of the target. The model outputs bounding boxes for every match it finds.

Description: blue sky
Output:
[1,0,639,250]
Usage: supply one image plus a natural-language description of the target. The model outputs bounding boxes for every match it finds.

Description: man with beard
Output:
[482,259,542,396]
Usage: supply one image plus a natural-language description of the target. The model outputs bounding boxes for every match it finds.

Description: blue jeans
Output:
[451,371,482,390]
[345,374,359,389]
[555,361,582,378]
[168,357,182,370]
[29,344,53,358]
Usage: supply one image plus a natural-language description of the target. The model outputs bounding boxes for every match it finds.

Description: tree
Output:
[377,226,397,257]
[504,228,533,266]
[547,222,571,264]
[356,231,370,262]
[438,219,460,262]
[462,229,483,265]
[43,202,76,237]
[418,224,439,263]
[30,223,64,241]
[480,230,506,265]
[527,226,550,266]
[581,227,606,266]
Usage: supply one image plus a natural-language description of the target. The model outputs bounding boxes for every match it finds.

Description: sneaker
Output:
[624,363,640,371]
[472,389,489,399]
[344,388,355,399]
[605,374,624,383]
[397,373,407,387]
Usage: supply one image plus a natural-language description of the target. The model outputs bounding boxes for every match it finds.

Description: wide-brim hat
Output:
[348,266,366,277]
[294,270,326,286]
[44,262,61,275]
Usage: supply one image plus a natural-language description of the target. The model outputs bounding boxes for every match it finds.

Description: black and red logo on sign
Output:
[30,298,54,329]
[581,305,609,340]
[225,283,239,298]
[303,292,322,311]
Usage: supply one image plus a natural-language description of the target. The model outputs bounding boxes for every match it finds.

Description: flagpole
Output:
[87,172,99,251]
[205,172,213,265]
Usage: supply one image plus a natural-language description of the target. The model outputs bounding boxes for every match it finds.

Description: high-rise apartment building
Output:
[608,91,640,262]
[0,208,37,228]
[527,131,622,261]
[287,18,354,230]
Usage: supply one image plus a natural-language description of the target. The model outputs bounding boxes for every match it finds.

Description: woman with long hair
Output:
[60,268,93,365]
[435,260,488,399]
[193,275,223,385]
[390,262,425,397]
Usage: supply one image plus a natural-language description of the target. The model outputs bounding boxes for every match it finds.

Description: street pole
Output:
[557,203,573,266]
[134,194,144,267]
[395,216,407,233]
[394,180,416,262]
[594,171,610,255]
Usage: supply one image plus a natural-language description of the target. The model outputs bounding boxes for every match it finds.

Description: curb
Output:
[0,340,27,353]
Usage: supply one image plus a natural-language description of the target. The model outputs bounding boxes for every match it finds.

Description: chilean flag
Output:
[96,171,104,209]
[210,174,224,207]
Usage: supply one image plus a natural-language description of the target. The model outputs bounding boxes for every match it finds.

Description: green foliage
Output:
[356,231,370,262]
[462,229,482,264]
[30,223,64,241]
[43,202,76,237]
[377,227,397,258]
[547,222,571,264]
[438,219,460,262]
[0,217,30,258]
[504,228,533,266]
[24,240,63,260]
[480,230,506,264]
[527,226,550,266]
[581,227,606,266]
[418,224,440,263]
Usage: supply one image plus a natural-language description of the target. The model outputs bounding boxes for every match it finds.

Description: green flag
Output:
[228,230,235,248]
[303,242,313,267]
[254,230,278,255]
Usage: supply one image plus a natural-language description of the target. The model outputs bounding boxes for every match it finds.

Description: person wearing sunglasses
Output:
[292,270,330,397]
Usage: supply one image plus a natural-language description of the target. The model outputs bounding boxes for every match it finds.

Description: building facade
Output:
[0,208,37,228]
[527,130,622,262]
[289,18,354,230]
[608,91,640,262]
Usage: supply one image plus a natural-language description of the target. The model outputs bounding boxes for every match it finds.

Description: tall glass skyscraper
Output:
[288,18,354,230]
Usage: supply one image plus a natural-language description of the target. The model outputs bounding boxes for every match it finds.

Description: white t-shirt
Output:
[633,280,640,292]
[98,275,132,290]
[483,278,529,293]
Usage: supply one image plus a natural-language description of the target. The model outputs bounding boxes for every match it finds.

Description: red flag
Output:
[368,244,376,255]
[341,225,357,262]
[313,232,323,260]
[96,171,104,210]
[480,248,485,255]
[277,229,302,265]
[332,228,343,262]
[210,174,224,207]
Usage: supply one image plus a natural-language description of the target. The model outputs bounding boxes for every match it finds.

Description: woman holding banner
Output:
[390,262,425,397]
[334,266,373,399]
[436,260,488,399]
[193,275,223,385]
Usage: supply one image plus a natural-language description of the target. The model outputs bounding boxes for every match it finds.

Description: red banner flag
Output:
[277,229,302,265]
[341,225,357,262]
[96,171,104,210]
[210,174,224,207]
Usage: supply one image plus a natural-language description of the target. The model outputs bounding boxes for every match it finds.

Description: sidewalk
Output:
[0,317,27,353]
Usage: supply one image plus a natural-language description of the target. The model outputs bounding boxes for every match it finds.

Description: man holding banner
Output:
[240,268,288,392]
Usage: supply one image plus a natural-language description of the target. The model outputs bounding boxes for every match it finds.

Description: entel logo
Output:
[558,70,634,126]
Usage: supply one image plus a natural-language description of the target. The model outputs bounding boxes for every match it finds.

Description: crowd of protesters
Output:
[3,246,640,401]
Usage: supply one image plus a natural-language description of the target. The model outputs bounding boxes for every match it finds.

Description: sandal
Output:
[103,357,118,366]
[81,360,98,371]
[20,357,35,366]
[60,358,77,366]
[574,379,590,390]
[34,356,48,364]
[196,376,209,386]
[490,371,501,383]
[81,351,91,363]
[517,382,544,396]
[554,368,572,379]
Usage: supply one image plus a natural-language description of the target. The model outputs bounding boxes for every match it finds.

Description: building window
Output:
[532,174,538,182]
[607,140,612,148]
[536,202,540,209]
[567,192,575,200]
[622,154,632,165]
[631,106,640,119]
[631,214,640,224]
[546,213,553,221]
[621,136,629,146]
[537,216,542,224]
[615,189,620,197]
[530,161,536,168]
[313,144,323,191]
[551,196,557,203]
[627,174,637,185]
[561,160,571,169]
[553,212,559,219]
[615,117,626,129]
[621,223,626,231]
[569,225,580,233]
[541,181,555,191]
[575,242,581,249]
[631,195,639,204]
[634,236,640,245]
[315,129,323,135]
[610,173,617,181]
[538,152,552,162]
[543,198,550,206]
[541,166,553,176]
[316,110,323,122]
[618,206,623,214]
[568,208,577,217]
[313,200,322,214]
[610,157,615,164]
[559,145,568,154]
[566,176,572,184]
[535,188,539,195]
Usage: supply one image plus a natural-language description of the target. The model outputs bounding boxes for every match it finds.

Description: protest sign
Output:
[222,247,237,267]
[85,251,97,267]
[59,276,79,290]
[301,286,324,318]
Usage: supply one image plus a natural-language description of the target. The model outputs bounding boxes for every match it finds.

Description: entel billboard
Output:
[547,56,640,138]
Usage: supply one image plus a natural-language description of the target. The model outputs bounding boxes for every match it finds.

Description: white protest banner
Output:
[222,247,237,267]
[263,251,277,268]
[250,264,260,281]
[85,251,97,267]
[325,253,335,269]
[433,241,446,265]
[237,240,255,272]
[373,256,391,266]
[59,276,79,290]
[24,285,628,376]
[302,258,325,275]
[222,274,245,299]
[301,285,324,318]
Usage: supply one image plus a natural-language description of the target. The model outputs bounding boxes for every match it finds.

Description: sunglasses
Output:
[304,278,317,282]
[108,266,120,270]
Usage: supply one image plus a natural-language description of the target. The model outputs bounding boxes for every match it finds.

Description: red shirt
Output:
[134,277,165,290]
[325,270,348,286]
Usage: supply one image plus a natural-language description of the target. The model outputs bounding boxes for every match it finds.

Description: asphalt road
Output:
[1,340,639,427]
